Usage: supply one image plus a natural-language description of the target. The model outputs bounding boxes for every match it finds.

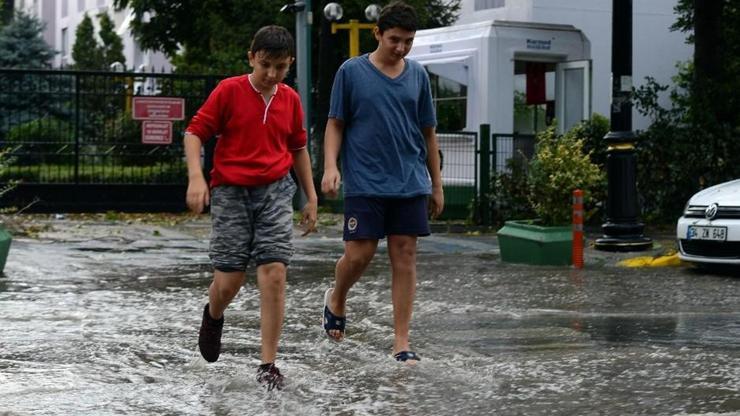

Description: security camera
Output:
[280,1,306,13]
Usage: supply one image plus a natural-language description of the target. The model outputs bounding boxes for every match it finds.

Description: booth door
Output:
[555,60,592,133]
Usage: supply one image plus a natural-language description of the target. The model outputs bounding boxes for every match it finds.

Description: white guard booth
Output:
[407,20,592,182]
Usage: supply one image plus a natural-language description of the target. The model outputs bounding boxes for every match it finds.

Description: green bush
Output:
[569,113,609,169]
[5,117,74,165]
[632,73,740,223]
[527,124,605,226]
[6,117,73,142]
[490,155,535,225]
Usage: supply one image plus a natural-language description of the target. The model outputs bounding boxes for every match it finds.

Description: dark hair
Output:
[250,25,295,59]
[377,1,418,33]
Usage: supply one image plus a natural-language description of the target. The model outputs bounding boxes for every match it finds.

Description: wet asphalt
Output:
[0,215,738,416]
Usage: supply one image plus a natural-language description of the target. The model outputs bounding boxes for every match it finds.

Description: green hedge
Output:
[0,163,186,184]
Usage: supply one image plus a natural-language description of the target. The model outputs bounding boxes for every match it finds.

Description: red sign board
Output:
[141,120,173,144]
[132,97,185,120]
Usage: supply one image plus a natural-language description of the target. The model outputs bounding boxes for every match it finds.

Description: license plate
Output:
[687,225,727,241]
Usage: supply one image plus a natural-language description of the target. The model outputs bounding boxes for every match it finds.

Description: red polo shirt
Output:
[185,75,307,188]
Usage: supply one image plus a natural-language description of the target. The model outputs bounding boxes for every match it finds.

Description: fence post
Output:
[74,73,80,184]
[479,124,491,226]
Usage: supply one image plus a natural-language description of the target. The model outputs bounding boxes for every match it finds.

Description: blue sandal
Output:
[323,288,345,339]
[394,351,421,362]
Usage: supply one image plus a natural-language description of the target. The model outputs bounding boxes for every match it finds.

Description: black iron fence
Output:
[0,70,534,220]
[437,130,477,220]
[475,128,537,225]
[0,68,222,211]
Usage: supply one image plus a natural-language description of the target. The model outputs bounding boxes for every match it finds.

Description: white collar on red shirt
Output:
[248,74,278,124]
[247,74,278,99]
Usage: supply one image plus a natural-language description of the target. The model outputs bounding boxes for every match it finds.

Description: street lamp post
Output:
[280,1,312,135]
[280,1,312,207]
[594,0,652,252]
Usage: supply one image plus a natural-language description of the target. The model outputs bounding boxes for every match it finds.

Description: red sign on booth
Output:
[141,120,173,144]
[132,97,185,120]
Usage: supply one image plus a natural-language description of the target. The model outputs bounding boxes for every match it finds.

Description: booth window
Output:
[428,73,467,132]
[513,60,555,134]
[475,0,505,11]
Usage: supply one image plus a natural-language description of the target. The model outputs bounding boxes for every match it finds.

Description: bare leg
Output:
[256,262,287,365]
[327,239,378,340]
[387,235,418,354]
[208,270,247,319]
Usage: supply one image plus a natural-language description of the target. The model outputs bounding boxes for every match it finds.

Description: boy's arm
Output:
[321,118,345,198]
[423,126,444,219]
[184,133,209,214]
[291,147,318,235]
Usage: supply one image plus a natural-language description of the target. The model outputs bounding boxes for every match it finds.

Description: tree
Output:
[98,12,125,68]
[0,12,64,142]
[1,0,14,27]
[627,0,740,222]
[72,14,104,70]
[0,11,55,68]
[671,0,739,126]
[422,0,462,27]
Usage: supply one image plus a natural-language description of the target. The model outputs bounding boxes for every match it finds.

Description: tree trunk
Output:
[693,0,726,122]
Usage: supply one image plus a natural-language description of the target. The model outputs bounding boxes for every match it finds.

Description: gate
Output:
[0,68,222,212]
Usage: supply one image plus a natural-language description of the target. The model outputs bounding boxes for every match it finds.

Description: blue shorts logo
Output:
[347,217,358,233]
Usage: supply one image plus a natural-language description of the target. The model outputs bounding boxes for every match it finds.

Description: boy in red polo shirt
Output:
[183,25,317,391]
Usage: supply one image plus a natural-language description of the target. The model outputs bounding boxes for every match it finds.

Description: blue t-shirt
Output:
[328,54,437,198]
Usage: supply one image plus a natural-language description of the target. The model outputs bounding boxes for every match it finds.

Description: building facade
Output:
[14,0,171,72]
[455,0,692,130]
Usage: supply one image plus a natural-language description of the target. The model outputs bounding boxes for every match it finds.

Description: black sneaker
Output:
[198,304,224,362]
[256,363,284,391]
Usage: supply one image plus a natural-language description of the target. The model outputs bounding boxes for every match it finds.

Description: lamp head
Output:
[364,4,381,22]
[280,1,306,13]
[323,2,343,21]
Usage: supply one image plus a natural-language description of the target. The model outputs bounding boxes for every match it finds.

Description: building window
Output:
[428,72,467,132]
[474,0,505,11]
[78,0,86,12]
[62,0,68,17]
[61,28,68,57]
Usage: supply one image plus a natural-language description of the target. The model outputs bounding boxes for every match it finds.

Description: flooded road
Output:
[1,218,739,415]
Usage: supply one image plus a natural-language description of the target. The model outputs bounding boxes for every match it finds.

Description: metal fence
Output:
[475,128,537,225]
[437,131,478,220]
[434,129,536,223]
[0,69,532,220]
[493,133,536,172]
[0,68,222,211]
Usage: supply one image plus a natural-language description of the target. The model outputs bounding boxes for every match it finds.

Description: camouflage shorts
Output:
[209,174,297,272]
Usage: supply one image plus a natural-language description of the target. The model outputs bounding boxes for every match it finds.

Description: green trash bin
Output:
[0,227,11,274]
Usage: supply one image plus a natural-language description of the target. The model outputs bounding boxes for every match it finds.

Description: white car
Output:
[676,178,740,265]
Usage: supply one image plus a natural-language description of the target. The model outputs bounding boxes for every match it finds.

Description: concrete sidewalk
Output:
[2,213,683,269]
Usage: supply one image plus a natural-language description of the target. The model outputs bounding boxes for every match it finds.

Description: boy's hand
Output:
[300,199,318,236]
[186,175,210,214]
[321,167,341,198]
[429,185,444,219]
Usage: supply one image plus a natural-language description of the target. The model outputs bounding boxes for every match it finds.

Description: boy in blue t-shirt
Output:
[320,1,444,363]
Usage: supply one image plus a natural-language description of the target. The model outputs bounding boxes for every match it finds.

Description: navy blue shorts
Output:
[343,195,431,241]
